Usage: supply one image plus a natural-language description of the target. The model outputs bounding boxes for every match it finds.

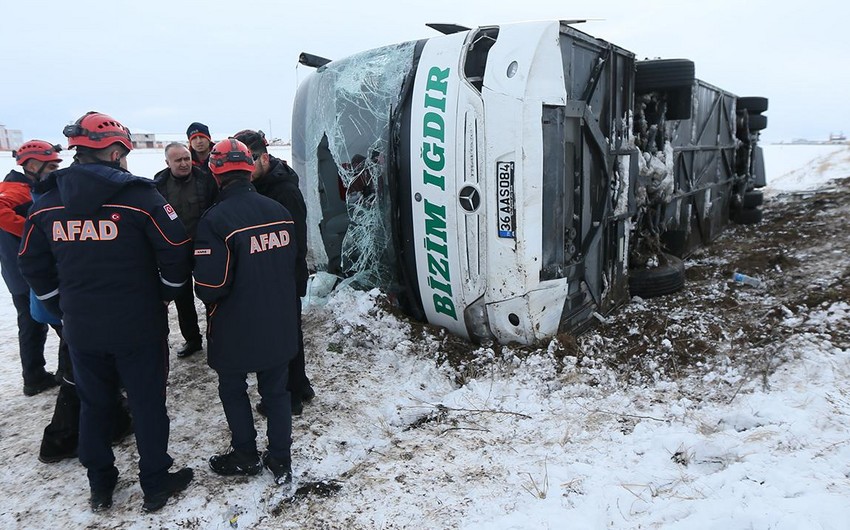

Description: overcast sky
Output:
[1,0,846,145]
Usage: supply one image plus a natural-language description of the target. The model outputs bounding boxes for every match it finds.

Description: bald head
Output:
[165,143,192,178]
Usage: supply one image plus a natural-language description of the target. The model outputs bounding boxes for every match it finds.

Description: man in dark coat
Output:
[153,142,218,357]
[18,112,194,513]
[186,121,214,175]
[1,141,64,395]
[233,129,314,416]
[194,138,297,485]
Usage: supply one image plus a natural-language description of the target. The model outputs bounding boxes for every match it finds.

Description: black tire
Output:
[731,207,763,225]
[743,190,763,208]
[747,114,767,131]
[629,253,686,298]
[635,59,695,92]
[737,97,769,114]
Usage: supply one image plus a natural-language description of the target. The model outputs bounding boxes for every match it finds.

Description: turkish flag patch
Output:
[163,204,178,221]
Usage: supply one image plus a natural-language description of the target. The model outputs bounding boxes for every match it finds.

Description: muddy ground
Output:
[427,178,850,398]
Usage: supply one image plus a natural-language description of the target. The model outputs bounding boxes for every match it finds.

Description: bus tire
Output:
[635,59,695,91]
[629,253,686,298]
[743,190,764,208]
[747,114,768,131]
[731,207,763,225]
[737,97,769,114]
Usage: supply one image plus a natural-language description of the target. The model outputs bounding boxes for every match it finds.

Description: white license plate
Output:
[497,161,515,238]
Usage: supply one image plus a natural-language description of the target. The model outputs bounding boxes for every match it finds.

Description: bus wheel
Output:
[743,190,764,208]
[629,253,686,298]
[731,207,763,225]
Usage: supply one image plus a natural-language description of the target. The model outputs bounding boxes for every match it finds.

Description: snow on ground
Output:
[0,145,848,529]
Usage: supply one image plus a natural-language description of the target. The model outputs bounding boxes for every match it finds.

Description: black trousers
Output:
[71,340,173,496]
[43,325,76,446]
[287,297,311,395]
[40,359,132,460]
[173,281,202,344]
[217,363,292,462]
[12,292,48,385]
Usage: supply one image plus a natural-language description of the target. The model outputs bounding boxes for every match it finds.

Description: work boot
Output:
[176,339,202,358]
[23,372,58,396]
[262,451,292,485]
[90,488,114,513]
[301,384,316,403]
[209,448,262,476]
[89,470,118,513]
[291,384,315,415]
[38,435,77,464]
[142,467,194,513]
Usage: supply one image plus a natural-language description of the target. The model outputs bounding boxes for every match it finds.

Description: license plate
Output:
[497,161,515,238]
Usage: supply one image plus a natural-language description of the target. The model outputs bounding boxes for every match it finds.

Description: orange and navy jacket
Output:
[18,162,192,349]
[0,178,32,237]
[193,179,298,372]
[0,172,35,295]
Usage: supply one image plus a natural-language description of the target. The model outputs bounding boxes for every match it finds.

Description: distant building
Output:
[130,132,156,149]
[783,133,849,145]
[0,124,23,151]
[827,132,847,144]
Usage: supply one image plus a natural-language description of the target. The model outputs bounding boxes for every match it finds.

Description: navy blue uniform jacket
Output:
[17,163,192,350]
[193,180,298,373]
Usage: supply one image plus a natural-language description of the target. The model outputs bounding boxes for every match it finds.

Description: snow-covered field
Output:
[0,144,849,529]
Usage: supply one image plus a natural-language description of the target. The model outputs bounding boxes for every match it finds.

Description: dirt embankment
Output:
[573,178,850,391]
[431,178,850,394]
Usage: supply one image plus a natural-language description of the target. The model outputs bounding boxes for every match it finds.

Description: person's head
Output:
[164,143,192,178]
[207,138,254,188]
[232,129,268,181]
[13,140,63,180]
[186,122,213,155]
[63,111,133,170]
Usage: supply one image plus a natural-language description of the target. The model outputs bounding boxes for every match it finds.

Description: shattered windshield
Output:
[293,40,418,290]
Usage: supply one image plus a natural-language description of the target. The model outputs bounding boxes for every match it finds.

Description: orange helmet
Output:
[13,140,62,165]
[208,138,255,176]
[63,111,133,151]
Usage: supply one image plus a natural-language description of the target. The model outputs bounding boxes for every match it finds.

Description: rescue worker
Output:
[18,111,194,512]
[233,129,314,416]
[153,142,218,358]
[1,141,65,395]
[186,122,214,174]
[193,138,297,485]
[2,142,132,462]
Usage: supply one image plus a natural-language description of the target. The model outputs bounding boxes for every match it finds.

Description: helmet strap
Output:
[21,161,50,181]
[22,167,40,182]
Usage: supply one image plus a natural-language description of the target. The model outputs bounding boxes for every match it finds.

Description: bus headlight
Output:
[464,296,495,344]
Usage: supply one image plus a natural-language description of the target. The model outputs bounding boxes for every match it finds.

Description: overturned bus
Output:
[292,20,768,345]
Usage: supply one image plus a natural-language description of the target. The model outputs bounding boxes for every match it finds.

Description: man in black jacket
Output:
[233,129,314,415]
[18,111,194,513]
[153,143,218,357]
[186,121,214,174]
[194,138,297,485]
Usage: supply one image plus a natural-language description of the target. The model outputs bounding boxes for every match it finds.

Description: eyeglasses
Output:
[252,152,262,161]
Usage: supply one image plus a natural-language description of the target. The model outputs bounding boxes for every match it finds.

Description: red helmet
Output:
[208,138,255,176]
[63,111,133,151]
[13,140,62,165]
